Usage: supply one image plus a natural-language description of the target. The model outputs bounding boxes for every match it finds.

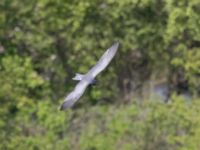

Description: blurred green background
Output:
[0,0,200,149]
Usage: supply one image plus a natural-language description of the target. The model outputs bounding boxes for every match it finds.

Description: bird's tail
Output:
[72,73,84,81]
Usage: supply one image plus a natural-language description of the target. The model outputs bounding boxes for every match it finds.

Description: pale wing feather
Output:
[87,43,119,78]
[60,81,89,110]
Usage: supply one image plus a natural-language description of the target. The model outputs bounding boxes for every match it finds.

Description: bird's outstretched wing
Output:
[60,80,89,110]
[87,43,119,78]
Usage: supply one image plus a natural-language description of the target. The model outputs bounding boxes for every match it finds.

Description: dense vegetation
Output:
[0,0,200,149]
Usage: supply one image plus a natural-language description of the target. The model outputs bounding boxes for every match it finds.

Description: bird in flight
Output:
[60,43,119,110]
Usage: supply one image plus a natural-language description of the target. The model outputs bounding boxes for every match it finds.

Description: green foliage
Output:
[3,97,200,150]
[67,97,200,150]
[165,0,200,93]
[0,0,200,149]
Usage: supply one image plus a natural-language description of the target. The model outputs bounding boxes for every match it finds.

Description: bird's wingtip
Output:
[59,100,74,111]
[114,42,119,46]
[111,42,119,50]
[59,102,68,111]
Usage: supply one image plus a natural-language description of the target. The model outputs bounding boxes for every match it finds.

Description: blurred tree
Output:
[0,0,200,149]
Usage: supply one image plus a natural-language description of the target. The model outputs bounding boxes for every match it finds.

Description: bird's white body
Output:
[72,73,84,81]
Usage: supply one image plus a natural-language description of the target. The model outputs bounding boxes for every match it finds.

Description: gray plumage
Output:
[60,43,119,110]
